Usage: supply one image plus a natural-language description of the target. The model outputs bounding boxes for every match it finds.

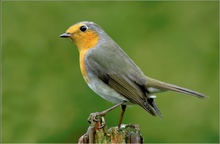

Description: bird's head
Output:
[60,21,101,51]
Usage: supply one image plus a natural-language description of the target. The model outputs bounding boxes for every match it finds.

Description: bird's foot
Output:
[87,102,125,129]
[88,112,106,128]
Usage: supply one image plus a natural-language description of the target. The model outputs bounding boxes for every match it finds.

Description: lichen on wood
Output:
[78,113,143,143]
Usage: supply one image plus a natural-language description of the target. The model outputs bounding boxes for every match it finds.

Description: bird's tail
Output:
[145,77,207,99]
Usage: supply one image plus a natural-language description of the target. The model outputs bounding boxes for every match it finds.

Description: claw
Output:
[88,112,106,129]
[92,113,99,122]
[99,116,106,128]
[87,102,125,129]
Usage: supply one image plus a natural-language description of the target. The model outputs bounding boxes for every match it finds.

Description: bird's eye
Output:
[80,25,88,32]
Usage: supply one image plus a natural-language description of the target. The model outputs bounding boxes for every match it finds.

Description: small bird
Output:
[60,21,207,128]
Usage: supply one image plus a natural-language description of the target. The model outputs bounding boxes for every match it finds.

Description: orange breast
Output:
[80,49,90,79]
[78,30,99,82]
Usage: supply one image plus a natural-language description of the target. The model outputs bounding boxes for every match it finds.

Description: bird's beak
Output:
[59,33,72,38]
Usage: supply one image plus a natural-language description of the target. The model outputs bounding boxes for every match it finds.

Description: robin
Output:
[60,21,207,128]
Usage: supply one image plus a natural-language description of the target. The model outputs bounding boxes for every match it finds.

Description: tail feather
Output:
[146,77,207,99]
[147,97,163,119]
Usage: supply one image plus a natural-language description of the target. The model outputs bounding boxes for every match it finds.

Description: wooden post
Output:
[78,113,143,143]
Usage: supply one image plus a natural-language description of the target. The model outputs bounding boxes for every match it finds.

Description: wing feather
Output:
[85,44,156,116]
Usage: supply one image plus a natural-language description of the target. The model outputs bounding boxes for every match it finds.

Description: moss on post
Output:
[78,113,143,143]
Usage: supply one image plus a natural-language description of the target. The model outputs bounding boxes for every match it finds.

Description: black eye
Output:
[80,25,88,32]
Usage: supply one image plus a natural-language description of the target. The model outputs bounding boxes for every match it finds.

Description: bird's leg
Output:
[118,105,126,129]
[88,101,124,128]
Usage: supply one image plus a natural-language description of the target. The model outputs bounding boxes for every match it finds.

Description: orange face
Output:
[61,23,100,80]
[65,23,100,52]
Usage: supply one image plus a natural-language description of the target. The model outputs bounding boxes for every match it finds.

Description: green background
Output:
[2,1,219,143]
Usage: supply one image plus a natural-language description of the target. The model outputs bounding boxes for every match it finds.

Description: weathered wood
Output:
[78,113,143,143]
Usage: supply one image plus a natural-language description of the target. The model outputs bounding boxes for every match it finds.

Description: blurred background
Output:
[2,1,219,143]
